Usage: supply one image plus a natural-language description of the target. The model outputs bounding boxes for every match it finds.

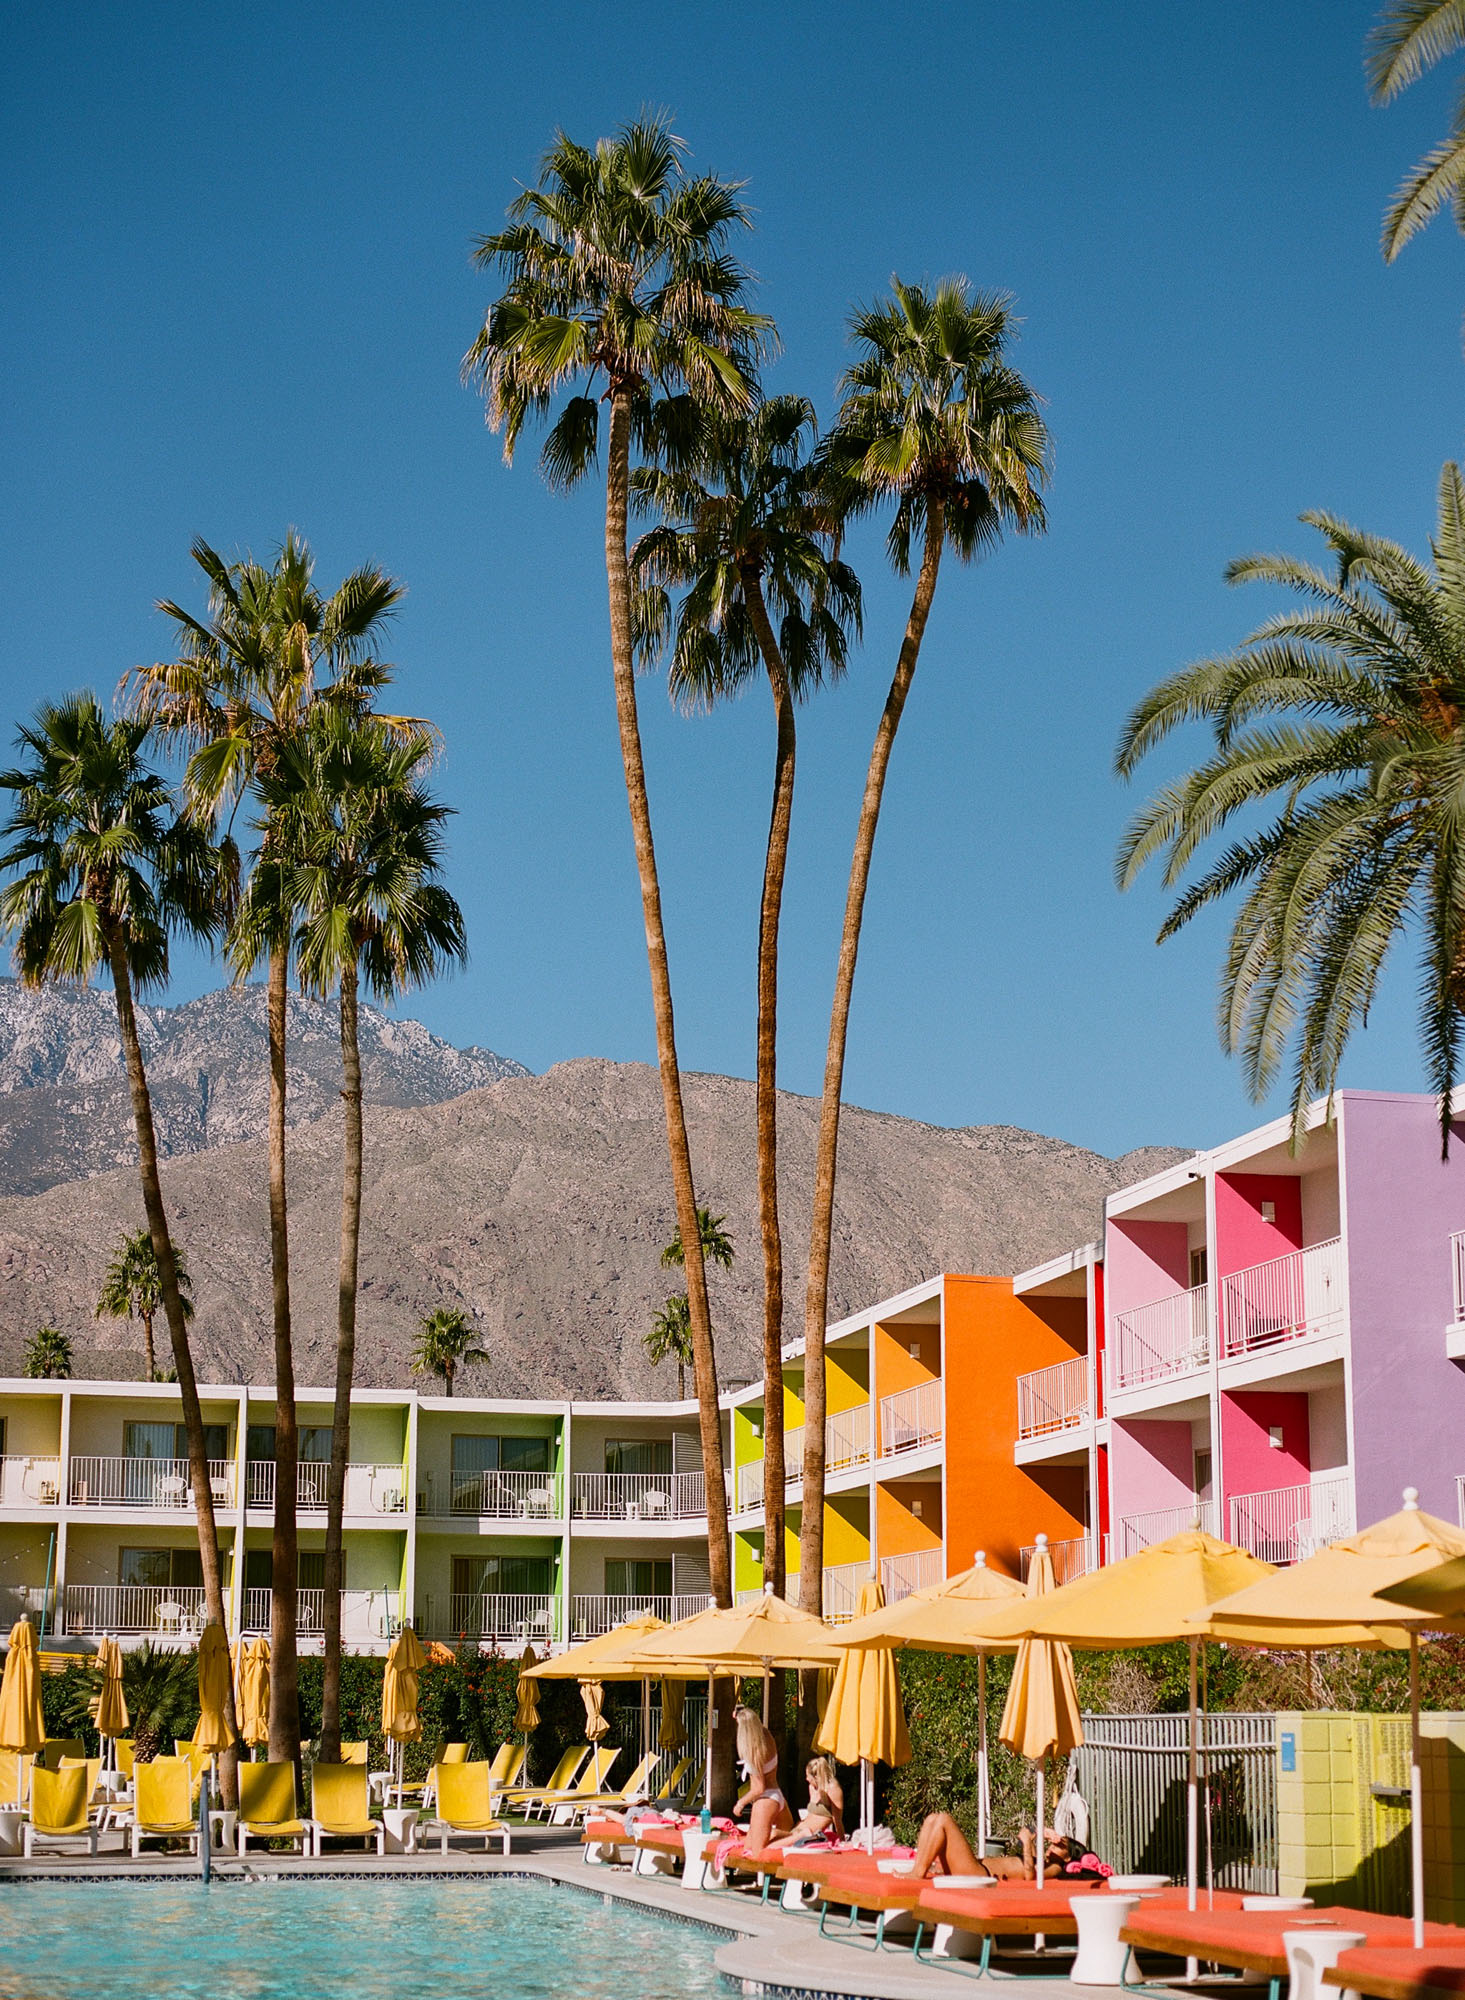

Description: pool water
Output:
[0,1879,731,2000]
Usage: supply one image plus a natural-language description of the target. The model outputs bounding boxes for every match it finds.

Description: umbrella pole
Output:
[642,1678,650,1765]
[704,1672,714,1816]
[1187,1637,1199,1913]
[1036,1760,1045,1887]
[762,1665,769,1726]
[977,1652,989,1856]
[1411,1633,1425,1950]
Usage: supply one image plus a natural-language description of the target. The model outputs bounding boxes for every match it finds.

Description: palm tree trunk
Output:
[743,574,793,1599]
[108,931,238,1807]
[799,503,945,1610]
[678,1359,685,1399]
[319,957,362,1763]
[142,1312,155,1384]
[266,945,300,1763]
[604,382,731,1610]
[445,1360,454,1398]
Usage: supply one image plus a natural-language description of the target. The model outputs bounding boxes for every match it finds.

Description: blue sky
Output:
[3,0,1464,1159]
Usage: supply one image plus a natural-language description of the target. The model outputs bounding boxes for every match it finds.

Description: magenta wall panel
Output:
[1215,1172,1303,1279]
[1220,1389,1309,1500]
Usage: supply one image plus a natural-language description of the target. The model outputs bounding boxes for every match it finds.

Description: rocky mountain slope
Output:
[0,1046,1185,1398]
[0,979,527,1197]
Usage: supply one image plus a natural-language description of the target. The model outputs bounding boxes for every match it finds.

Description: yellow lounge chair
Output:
[403,1738,467,1811]
[115,1739,136,1780]
[488,1742,525,1809]
[338,1741,369,1765]
[130,1758,199,1858]
[654,1754,693,1803]
[173,1740,213,1801]
[501,1744,590,1818]
[426,1760,512,1855]
[535,1745,619,1825]
[23,1764,98,1856]
[568,1751,660,1823]
[308,1762,383,1856]
[236,1760,310,1854]
[37,1738,85,1772]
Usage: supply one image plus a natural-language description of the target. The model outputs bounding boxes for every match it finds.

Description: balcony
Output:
[570,1592,713,1639]
[68,1457,234,1510]
[1112,1285,1209,1393]
[1020,1534,1103,1585]
[1228,1474,1353,1564]
[571,1471,707,1522]
[1016,1357,1089,1440]
[735,1460,765,1512]
[880,1549,942,1602]
[820,1561,868,1622]
[425,1468,564,1521]
[1220,1237,1344,1359]
[62,1584,210,1637]
[0,1456,62,1506]
[424,1592,560,1645]
[784,1406,871,1487]
[245,1461,406,1514]
[878,1382,942,1458]
[1116,1500,1215,1558]
[242,1587,402,1643]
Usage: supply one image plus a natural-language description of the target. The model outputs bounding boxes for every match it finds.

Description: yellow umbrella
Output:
[525,1610,667,1680]
[815,1577,911,1849]
[0,1620,44,1803]
[659,1678,686,1753]
[1191,1491,1465,1948]
[514,1645,540,1734]
[195,1623,236,1758]
[998,1537,1082,1889]
[383,1625,427,1805]
[581,1680,609,1743]
[94,1636,129,1754]
[238,1637,270,1752]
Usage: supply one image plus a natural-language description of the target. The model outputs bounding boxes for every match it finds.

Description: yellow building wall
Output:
[825,1347,868,1417]
[1275,1711,1438,1916]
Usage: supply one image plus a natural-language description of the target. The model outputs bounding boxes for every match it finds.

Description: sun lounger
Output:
[1326,1945,1465,2000]
[237,1760,310,1854]
[309,1761,384,1855]
[499,1744,590,1817]
[528,1746,619,1824]
[37,1737,85,1772]
[1120,1898,1460,2000]
[130,1758,199,1858]
[653,1754,692,1804]
[908,1877,1111,1973]
[565,1751,659,1823]
[424,1760,512,1855]
[337,1741,369,1765]
[23,1764,99,1856]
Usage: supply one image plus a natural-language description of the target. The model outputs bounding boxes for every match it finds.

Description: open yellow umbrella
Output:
[997,1538,1082,1888]
[525,1610,666,1680]
[383,1625,428,1806]
[94,1636,129,1760]
[836,1549,1027,1852]
[816,1577,911,1849]
[0,1621,44,1804]
[1191,1491,1465,1947]
[238,1637,270,1753]
[581,1679,609,1743]
[195,1623,236,1760]
[514,1645,540,1734]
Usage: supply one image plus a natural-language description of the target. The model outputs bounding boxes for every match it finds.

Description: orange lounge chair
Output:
[1120,1899,1463,2000]
[1326,1946,1465,2000]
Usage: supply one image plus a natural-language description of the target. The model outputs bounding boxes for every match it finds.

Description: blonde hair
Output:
[805,1754,838,1796]
[734,1705,775,1774]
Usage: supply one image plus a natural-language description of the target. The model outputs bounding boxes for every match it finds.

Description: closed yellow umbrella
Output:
[0,1620,44,1803]
[238,1637,270,1753]
[581,1680,609,1743]
[815,1577,911,1849]
[997,1538,1082,1889]
[659,1678,686,1754]
[94,1636,129,1751]
[195,1623,235,1757]
[514,1645,540,1734]
[383,1625,428,1808]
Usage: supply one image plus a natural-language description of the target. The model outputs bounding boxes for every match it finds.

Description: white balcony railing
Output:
[1016,1357,1089,1439]
[880,1549,942,1602]
[1116,1500,1215,1558]
[1020,1535,1102,1586]
[0,1456,62,1506]
[242,1587,401,1642]
[1111,1285,1209,1392]
[1220,1237,1345,1358]
[570,1592,713,1639]
[438,1468,563,1520]
[0,1585,54,1628]
[784,1406,871,1487]
[245,1461,406,1513]
[571,1471,707,1521]
[63,1584,210,1636]
[1228,1474,1354,1565]
[68,1457,234,1509]
[430,1593,560,1644]
[820,1561,868,1623]
[878,1382,943,1457]
[735,1460,765,1511]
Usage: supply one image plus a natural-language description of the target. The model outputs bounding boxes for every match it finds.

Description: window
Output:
[451,1435,550,1475]
[605,1559,671,1598]
[246,1427,275,1464]
[604,1439,671,1476]
[123,1422,176,1462]
[118,1547,202,1590]
[1190,1248,1208,1290]
[1194,1449,1213,1507]
[451,1554,552,1598]
[300,1428,333,1464]
[243,1551,339,1592]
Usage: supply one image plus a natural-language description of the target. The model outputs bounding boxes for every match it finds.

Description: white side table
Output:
[1283,1928,1367,2000]
[680,1826,712,1890]
[209,1809,237,1852]
[382,1807,419,1855]
[0,1810,22,1857]
[1071,1892,1141,1985]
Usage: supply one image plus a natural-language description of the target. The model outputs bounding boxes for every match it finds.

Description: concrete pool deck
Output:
[0,1824,1167,2000]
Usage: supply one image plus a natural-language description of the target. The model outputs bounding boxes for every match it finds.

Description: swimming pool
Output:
[0,1879,731,2000]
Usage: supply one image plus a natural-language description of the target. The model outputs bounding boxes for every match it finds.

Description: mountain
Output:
[0,1045,1185,1397]
[0,979,528,1197]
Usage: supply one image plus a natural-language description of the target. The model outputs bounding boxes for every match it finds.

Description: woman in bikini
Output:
[731,1706,794,1854]
[787,1755,845,1845]
[911,1815,1094,1881]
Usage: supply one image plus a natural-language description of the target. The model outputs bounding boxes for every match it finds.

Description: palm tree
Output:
[1367,4,1465,259]
[0,696,234,1741]
[464,113,772,1614]
[1117,462,1465,1152]
[133,533,404,1764]
[660,1204,735,1277]
[262,707,466,1758]
[800,280,1048,1609]
[96,1227,193,1382]
[412,1308,488,1397]
[645,1293,693,1398]
[22,1326,72,1379]
[631,396,860,1597]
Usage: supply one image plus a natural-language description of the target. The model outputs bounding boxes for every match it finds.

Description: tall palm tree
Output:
[262,708,466,1758]
[412,1309,488,1397]
[22,1326,73,1380]
[1117,462,1465,1152]
[645,1293,693,1398]
[801,280,1048,1608]
[0,696,235,1749]
[96,1227,193,1382]
[464,113,772,1614]
[1367,3,1465,259]
[132,533,404,1762]
[632,396,860,1597]
[660,1204,736,1277]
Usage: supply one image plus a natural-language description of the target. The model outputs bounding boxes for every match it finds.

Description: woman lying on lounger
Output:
[785,1756,845,1846]
[911,1815,1108,1881]
[731,1708,794,1853]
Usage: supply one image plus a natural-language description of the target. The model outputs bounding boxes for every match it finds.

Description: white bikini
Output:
[743,1749,786,1811]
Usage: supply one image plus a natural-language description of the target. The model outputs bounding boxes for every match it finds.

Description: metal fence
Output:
[1074,1712,1279,1893]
